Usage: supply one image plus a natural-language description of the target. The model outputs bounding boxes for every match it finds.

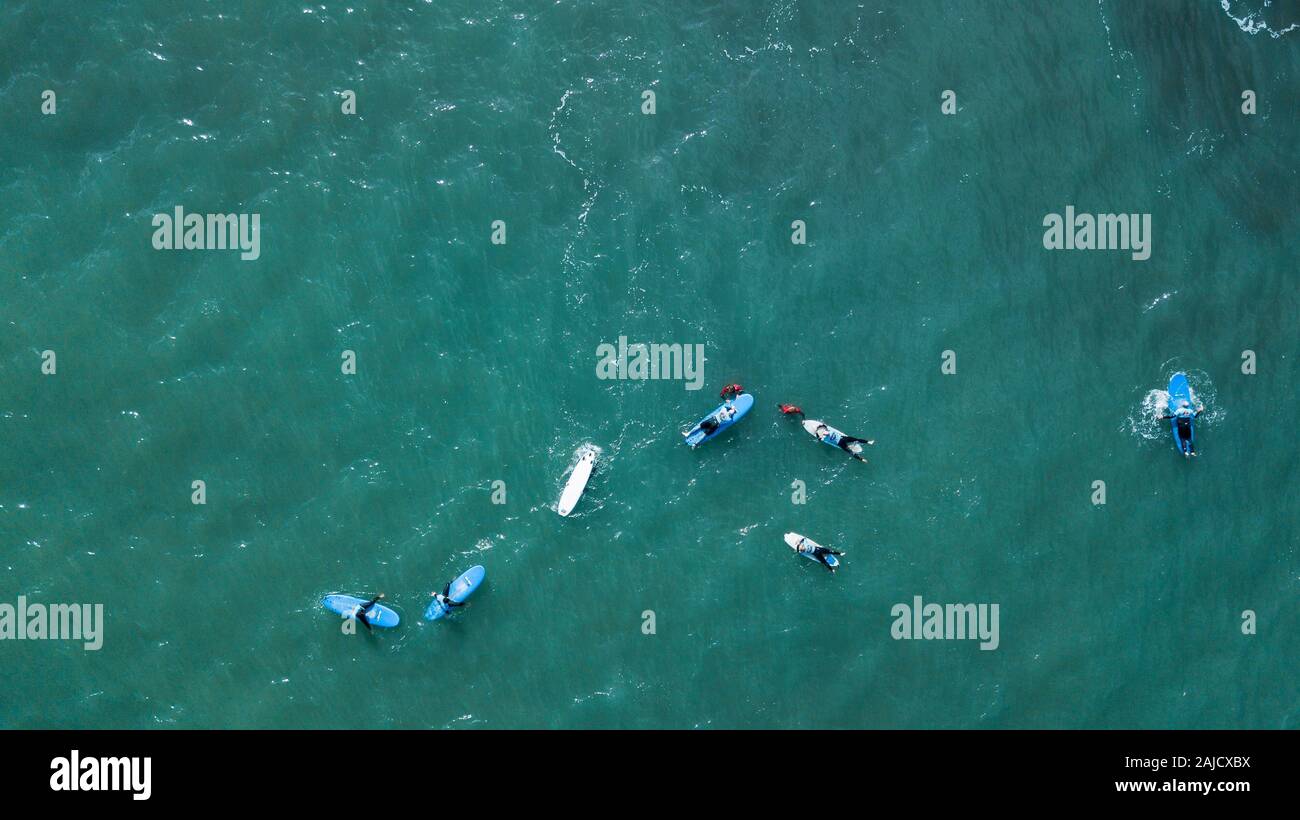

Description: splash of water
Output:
[1122,369,1226,442]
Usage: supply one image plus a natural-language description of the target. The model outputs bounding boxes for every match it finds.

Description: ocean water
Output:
[1,1,1296,729]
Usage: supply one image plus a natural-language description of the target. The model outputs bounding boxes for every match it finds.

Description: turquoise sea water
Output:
[1,1,1296,728]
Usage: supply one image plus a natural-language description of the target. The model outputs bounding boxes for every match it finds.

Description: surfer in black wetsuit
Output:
[823,429,874,462]
[696,385,744,436]
[354,593,385,631]
[781,404,874,461]
[699,403,737,435]
[432,583,466,610]
[1160,401,1203,457]
[796,538,845,572]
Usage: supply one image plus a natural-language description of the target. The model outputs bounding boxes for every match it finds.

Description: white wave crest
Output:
[1220,1,1300,38]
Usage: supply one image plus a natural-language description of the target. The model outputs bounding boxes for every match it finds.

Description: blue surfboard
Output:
[1167,372,1195,455]
[683,393,754,448]
[424,565,486,621]
[322,595,401,628]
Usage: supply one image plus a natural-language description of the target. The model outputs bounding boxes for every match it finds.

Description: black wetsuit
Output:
[838,436,870,458]
[1161,411,1201,454]
[440,584,465,608]
[700,408,735,435]
[804,544,844,571]
[356,595,383,631]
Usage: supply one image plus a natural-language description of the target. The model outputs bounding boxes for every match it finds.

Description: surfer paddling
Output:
[779,403,874,462]
[1160,400,1203,457]
[795,538,845,572]
[818,426,874,461]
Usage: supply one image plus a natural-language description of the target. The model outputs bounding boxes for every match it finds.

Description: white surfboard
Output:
[557,449,596,516]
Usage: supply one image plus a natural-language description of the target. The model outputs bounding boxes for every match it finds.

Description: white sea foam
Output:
[549,88,603,277]
[1141,290,1177,313]
[1220,1,1300,38]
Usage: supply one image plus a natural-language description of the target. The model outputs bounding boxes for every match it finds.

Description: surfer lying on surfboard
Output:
[778,404,874,462]
[792,537,844,572]
[1160,400,1203,457]
[696,384,746,436]
[430,584,467,612]
[350,593,386,631]
[814,425,874,461]
[698,404,737,436]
